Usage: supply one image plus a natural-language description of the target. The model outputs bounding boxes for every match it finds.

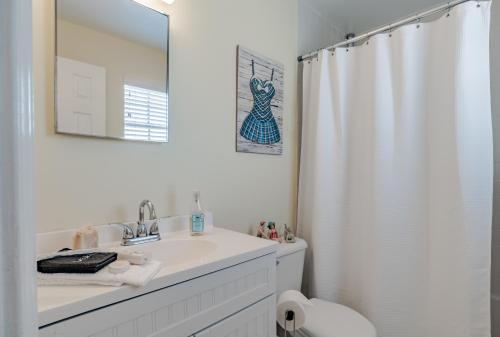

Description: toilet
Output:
[276,239,376,337]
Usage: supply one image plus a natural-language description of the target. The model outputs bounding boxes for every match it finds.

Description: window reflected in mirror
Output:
[124,84,168,142]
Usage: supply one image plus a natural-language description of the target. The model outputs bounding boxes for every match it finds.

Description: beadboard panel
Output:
[39,254,276,337]
[195,295,276,337]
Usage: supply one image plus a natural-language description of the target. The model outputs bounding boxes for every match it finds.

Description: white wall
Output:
[33,0,299,234]
[490,1,500,336]
[298,0,344,56]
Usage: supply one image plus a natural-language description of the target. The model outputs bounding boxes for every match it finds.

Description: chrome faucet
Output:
[138,199,159,236]
[112,200,161,246]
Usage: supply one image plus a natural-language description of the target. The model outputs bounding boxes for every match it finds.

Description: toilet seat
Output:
[300,299,376,337]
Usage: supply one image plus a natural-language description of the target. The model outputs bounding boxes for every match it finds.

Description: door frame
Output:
[0,0,38,335]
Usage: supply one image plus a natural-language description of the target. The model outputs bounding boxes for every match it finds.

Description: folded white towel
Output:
[38,260,162,287]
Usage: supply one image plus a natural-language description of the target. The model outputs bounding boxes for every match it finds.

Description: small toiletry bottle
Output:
[190,191,205,236]
[73,225,99,250]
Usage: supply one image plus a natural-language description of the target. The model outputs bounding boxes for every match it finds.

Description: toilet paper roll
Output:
[277,290,313,331]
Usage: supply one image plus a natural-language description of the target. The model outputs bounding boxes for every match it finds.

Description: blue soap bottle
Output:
[190,191,205,236]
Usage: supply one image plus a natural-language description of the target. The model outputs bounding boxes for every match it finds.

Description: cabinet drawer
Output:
[195,295,276,337]
[40,254,276,337]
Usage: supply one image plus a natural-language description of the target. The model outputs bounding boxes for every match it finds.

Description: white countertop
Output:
[38,228,278,327]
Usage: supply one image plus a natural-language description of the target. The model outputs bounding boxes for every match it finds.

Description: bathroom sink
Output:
[119,238,218,267]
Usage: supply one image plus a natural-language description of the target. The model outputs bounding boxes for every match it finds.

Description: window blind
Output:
[124,84,168,142]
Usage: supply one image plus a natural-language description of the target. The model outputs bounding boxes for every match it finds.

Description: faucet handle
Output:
[149,219,159,236]
[110,223,135,240]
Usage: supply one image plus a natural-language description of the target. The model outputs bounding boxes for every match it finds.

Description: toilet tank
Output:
[276,238,308,296]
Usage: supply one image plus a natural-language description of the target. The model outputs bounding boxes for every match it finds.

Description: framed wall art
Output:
[236,46,284,155]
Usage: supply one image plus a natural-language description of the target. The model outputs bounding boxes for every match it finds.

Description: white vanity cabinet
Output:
[39,254,276,337]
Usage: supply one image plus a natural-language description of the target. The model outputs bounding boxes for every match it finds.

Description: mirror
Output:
[55,0,169,143]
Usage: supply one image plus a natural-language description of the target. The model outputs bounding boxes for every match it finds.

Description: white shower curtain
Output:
[298,2,492,337]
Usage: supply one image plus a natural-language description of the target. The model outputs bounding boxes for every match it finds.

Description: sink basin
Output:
[118,239,218,267]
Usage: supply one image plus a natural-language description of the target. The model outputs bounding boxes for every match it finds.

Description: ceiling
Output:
[57,0,169,52]
[309,0,445,35]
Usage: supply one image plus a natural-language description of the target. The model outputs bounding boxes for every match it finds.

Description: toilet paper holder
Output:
[284,310,296,337]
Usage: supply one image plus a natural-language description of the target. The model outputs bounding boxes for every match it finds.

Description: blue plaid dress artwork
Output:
[240,76,281,145]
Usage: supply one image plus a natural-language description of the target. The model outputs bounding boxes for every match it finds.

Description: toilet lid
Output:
[301,299,376,337]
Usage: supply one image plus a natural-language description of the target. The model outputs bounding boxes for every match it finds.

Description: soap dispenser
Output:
[190,190,205,236]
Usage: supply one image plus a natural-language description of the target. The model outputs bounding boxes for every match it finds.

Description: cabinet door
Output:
[195,295,276,337]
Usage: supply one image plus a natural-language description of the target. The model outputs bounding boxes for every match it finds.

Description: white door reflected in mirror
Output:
[56,57,106,137]
[55,0,169,143]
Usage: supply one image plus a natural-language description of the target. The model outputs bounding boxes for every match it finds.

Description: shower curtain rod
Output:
[298,0,488,62]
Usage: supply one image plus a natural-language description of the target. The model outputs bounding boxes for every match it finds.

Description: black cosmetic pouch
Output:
[37,252,117,274]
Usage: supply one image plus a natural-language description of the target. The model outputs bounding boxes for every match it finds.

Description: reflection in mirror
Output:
[55,0,169,143]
